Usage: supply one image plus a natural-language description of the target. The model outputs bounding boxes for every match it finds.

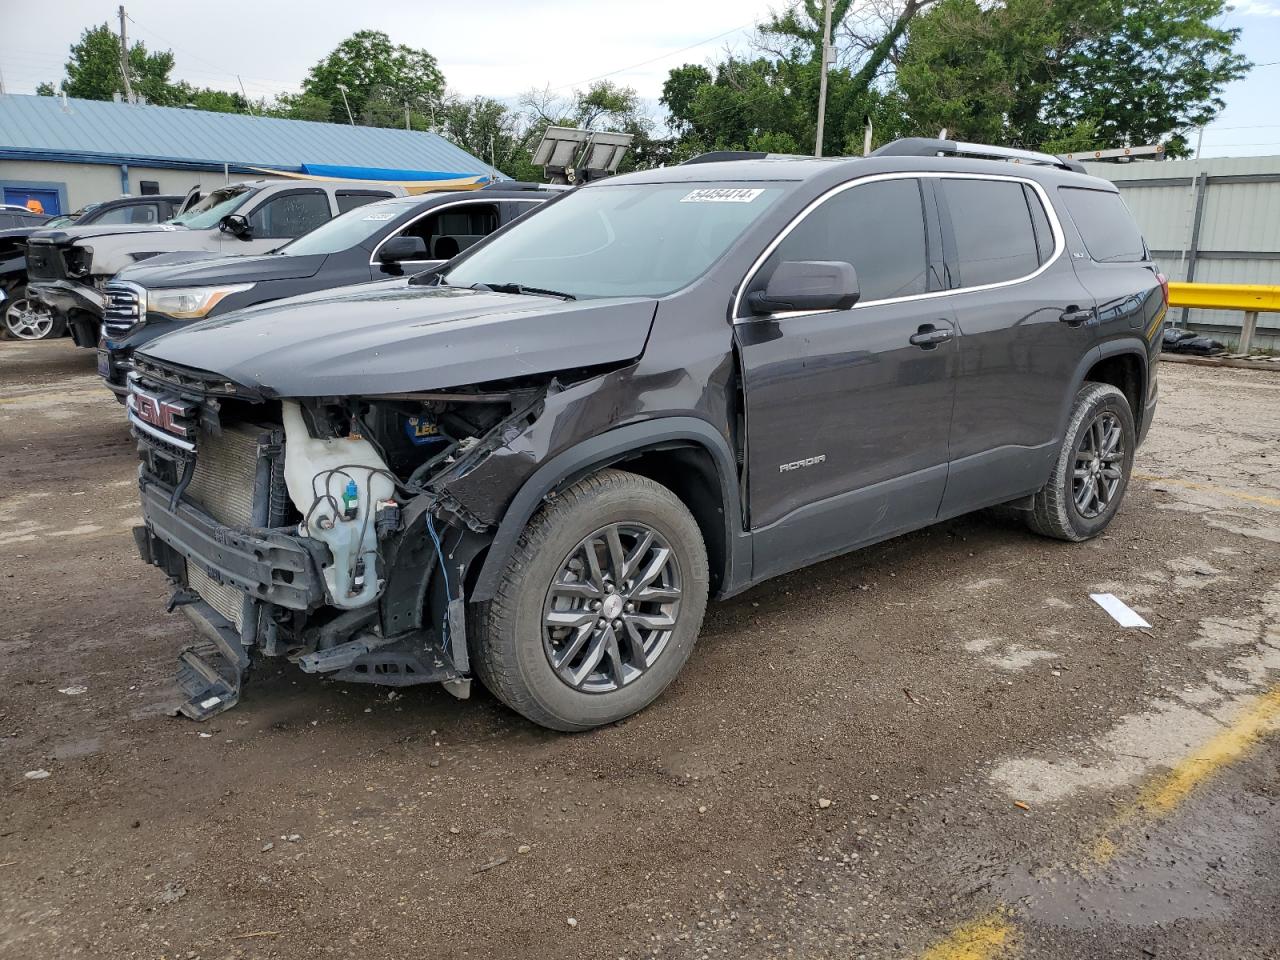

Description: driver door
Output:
[734,176,958,581]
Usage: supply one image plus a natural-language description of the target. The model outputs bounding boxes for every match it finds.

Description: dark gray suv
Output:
[123,138,1165,730]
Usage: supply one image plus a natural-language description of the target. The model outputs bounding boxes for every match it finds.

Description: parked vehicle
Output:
[44,194,187,230]
[25,180,404,346]
[3,195,185,339]
[124,138,1165,729]
[96,186,554,396]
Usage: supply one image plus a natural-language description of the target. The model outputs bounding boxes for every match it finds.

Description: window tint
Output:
[90,205,140,225]
[1058,187,1146,263]
[943,179,1040,286]
[248,191,331,238]
[337,191,393,214]
[760,178,928,303]
[1023,185,1054,265]
[0,214,15,228]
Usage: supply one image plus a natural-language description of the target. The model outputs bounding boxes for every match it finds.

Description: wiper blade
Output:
[472,281,575,300]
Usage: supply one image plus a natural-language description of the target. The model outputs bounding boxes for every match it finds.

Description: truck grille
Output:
[103,281,146,336]
[182,420,286,631]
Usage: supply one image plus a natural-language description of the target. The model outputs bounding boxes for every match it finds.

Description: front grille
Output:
[104,281,146,336]
[181,420,286,631]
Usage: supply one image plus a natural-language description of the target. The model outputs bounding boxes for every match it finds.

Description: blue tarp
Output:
[300,163,489,182]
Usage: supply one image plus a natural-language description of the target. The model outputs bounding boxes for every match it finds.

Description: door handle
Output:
[909,324,954,349]
[1060,306,1093,326]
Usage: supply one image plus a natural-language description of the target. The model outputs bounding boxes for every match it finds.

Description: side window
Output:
[337,191,393,214]
[90,205,138,226]
[248,190,331,239]
[0,214,15,228]
[942,179,1040,287]
[129,204,160,224]
[397,203,500,260]
[1057,187,1147,263]
[1023,185,1054,265]
[759,178,928,304]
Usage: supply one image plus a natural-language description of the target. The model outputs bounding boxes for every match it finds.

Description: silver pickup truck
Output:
[25,178,406,346]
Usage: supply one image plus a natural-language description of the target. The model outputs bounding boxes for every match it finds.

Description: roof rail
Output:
[680,150,818,165]
[871,137,1087,174]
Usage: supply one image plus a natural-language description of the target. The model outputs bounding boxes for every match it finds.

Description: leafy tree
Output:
[38,23,179,104]
[1044,0,1248,155]
[301,30,444,127]
[896,0,1248,155]
[441,95,543,180]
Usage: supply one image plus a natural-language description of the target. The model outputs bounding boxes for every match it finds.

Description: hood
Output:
[117,251,325,287]
[31,223,190,244]
[138,284,658,397]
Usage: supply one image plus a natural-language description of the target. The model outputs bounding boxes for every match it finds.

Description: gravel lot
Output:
[2,341,1278,959]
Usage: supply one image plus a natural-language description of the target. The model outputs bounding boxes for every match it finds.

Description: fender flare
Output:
[1056,338,1149,440]
[470,417,743,602]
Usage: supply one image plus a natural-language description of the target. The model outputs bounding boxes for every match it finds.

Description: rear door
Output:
[936,175,1096,516]
[232,188,333,254]
[735,175,957,580]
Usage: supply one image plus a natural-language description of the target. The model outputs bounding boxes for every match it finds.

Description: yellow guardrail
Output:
[1166,282,1280,353]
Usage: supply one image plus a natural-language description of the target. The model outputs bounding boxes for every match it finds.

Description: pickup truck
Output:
[25,179,404,346]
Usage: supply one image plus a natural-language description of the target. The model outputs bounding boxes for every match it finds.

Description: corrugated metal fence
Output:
[1084,155,1280,349]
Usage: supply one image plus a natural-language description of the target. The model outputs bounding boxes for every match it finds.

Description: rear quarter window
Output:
[1057,187,1147,263]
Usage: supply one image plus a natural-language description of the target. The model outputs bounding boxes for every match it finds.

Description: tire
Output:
[3,287,64,341]
[471,468,709,731]
[1026,382,1135,542]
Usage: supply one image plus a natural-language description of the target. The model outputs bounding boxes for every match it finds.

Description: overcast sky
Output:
[2,0,1279,157]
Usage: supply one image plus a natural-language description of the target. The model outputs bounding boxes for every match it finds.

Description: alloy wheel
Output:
[542,522,683,693]
[4,298,55,340]
[1072,411,1125,518]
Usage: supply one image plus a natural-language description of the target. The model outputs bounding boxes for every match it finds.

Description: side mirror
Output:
[219,213,251,238]
[378,235,428,264]
[748,260,859,314]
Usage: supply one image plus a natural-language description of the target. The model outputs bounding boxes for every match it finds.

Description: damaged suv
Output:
[127,139,1164,730]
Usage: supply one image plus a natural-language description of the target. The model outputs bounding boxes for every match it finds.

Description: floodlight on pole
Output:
[532,126,633,185]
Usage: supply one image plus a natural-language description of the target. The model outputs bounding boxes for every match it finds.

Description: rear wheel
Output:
[3,288,62,340]
[471,469,709,731]
[1026,382,1135,541]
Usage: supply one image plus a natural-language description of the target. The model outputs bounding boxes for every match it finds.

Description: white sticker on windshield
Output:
[363,213,395,221]
[680,188,765,204]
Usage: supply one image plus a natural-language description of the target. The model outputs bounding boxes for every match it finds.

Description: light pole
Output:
[336,83,355,126]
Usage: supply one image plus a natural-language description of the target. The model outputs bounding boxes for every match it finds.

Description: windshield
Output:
[443,182,784,298]
[279,197,414,256]
[170,185,256,229]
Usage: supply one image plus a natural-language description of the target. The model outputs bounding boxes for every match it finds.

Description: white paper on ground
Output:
[1090,592,1151,628]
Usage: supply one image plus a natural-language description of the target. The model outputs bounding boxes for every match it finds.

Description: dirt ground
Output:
[2,340,1278,960]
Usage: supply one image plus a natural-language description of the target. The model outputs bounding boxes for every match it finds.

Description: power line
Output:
[546,19,761,93]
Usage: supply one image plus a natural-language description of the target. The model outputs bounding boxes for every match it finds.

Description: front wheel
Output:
[3,288,63,341]
[1025,382,1135,542]
[471,469,709,731]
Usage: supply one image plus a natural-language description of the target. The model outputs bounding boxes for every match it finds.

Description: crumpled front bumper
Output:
[27,280,104,347]
[136,474,326,613]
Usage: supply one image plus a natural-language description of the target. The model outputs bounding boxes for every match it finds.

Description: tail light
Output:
[1157,272,1169,308]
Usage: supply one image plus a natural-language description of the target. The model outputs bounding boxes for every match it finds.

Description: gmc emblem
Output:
[130,387,194,438]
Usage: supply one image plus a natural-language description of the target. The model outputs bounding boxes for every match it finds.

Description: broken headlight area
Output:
[129,368,551,720]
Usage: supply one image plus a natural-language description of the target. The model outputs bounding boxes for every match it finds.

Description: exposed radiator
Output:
[182,422,284,631]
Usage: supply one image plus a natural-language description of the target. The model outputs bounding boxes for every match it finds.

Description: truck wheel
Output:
[3,288,63,341]
[1026,382,1135,542]
[471,468,709,731]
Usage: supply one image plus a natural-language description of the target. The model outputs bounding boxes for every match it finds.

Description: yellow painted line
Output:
[1135,472,1280,509]
[921,685,1280,954]
[919,909,1015,960]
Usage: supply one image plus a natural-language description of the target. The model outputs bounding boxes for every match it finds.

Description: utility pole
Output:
[117,5,135,104]
[814,0,833,157]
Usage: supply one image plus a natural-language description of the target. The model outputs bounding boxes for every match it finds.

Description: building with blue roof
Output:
[0,93,501,216]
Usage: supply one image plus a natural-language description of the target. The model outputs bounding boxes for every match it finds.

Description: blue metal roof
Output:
[0,93,499,178]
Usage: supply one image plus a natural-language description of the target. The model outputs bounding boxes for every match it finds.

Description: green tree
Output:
[896,0,1248,155]
[441,95,542,180]
[38,23,180,104]
[1044,0,1248,155]
[301,30,445,127]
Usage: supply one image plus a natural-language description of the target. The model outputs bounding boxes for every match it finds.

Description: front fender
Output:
[470,417,746,602]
